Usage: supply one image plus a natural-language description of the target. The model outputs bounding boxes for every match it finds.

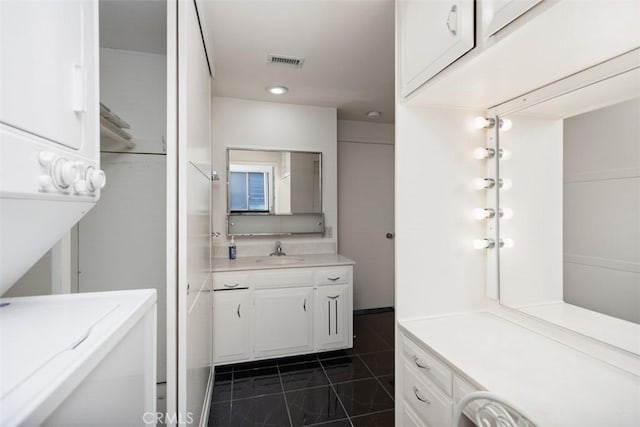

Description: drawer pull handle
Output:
[327,295,340,299]
[303,298,307,312]
[413,386,431,404]
[328,277,340,281]
[237,304,241,318]
[224,282,240,288]
[413,355,431,371]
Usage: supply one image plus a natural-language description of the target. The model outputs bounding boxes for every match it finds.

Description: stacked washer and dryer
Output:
[0,1,157,425]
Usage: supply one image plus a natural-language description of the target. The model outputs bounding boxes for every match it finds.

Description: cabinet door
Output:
[314,285,351,351]
[213,290,252,363]
[482,0,543,38]
[399,0,474,98]
[254,287,314,357]
[0,0,96,150]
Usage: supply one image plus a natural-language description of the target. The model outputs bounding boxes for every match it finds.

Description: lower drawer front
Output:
[403,365,452,427]
[403,402,427,427]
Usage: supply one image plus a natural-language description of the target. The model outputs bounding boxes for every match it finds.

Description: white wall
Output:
[100,48,167,154]
[77,153,167,381]
[499,116,564,308]
[395,106,487,320]
[211,97,337,256]
[563,98,640,323]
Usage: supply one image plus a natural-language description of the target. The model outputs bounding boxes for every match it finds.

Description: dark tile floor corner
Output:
[208,309,396,426]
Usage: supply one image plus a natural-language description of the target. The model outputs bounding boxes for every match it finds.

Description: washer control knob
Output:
[38,175,53,190]
[57,160,80,186]
[38,151,56,167]
[87,169,106,192]
[73,179,88,194]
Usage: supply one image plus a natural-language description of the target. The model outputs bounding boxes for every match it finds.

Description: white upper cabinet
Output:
[399,0,475,98]
[0,0,97,150]
[482,0,543,38]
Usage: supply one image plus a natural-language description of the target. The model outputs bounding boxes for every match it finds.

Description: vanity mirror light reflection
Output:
[494,50,640,355]
[227,149,324,236]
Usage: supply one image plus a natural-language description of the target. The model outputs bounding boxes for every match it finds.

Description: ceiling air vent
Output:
[267,54,305,68]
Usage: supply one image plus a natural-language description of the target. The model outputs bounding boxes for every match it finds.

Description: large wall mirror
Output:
[226,149,324,236]
[494,50,639,355]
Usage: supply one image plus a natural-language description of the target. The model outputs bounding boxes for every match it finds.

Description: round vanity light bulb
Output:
[499,119,513,131]
[501,238,515,248]
[473,117,493,129]
[499,149,512,161]
[500,208,514,219]
[473,147,495,160]
[474,178,495,190]
[500,178,513,191]
[473,238,495,250]
[472,208,494,220]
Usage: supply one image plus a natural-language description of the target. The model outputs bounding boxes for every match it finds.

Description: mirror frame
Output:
[226,148,324,236]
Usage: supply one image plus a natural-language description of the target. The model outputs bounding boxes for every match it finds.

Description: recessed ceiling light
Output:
[366,111,381,118]
[267,85,288,95]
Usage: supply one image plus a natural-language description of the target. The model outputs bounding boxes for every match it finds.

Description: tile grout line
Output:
[355,352,395,403]
[276,362,294,427]
[318,355,355,427]
[350,407,396,422]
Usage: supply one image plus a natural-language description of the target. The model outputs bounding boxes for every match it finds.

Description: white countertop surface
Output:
[400,311,640,427]
[0,289,156,425]
[211,253,355,272]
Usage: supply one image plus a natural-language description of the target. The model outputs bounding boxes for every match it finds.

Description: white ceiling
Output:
[200,0,395,124]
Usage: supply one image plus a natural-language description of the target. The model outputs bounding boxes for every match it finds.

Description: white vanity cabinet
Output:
[314,284,350,351]
[398,0,475,98]
[211,257,354,365]
[254,287,314,357]
[212,290,252,363]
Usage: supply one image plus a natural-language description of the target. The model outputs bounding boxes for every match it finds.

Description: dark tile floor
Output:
[208,310,395,426]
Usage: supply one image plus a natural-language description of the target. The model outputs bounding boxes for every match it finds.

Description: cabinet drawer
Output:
[453,376,482,422]
[315,267,351,285]
[403,336,453,396]
[403,364,452,427]
[253,269,314,289]
[402,402,426,427]
[213,273,250,290]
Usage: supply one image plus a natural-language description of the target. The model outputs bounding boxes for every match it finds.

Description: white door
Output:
[213,290,252,363]
[314,285,350,350]
[253,287,314,357]
[167,0,213,425]
[338,141,394,310]
[399,0,474,97]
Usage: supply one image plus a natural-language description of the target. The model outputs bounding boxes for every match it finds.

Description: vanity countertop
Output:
[399,311,640,427]
[211,253,355,272]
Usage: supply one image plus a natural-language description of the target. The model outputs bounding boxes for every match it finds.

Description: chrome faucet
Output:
[270,241,286,256]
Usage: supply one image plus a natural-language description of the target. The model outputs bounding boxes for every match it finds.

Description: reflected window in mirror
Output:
[229,165,272,213]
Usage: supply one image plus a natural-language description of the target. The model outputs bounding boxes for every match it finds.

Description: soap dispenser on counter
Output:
[228,236,236,260]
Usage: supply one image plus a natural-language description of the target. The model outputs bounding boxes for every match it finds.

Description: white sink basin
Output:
[255,257,305,266]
